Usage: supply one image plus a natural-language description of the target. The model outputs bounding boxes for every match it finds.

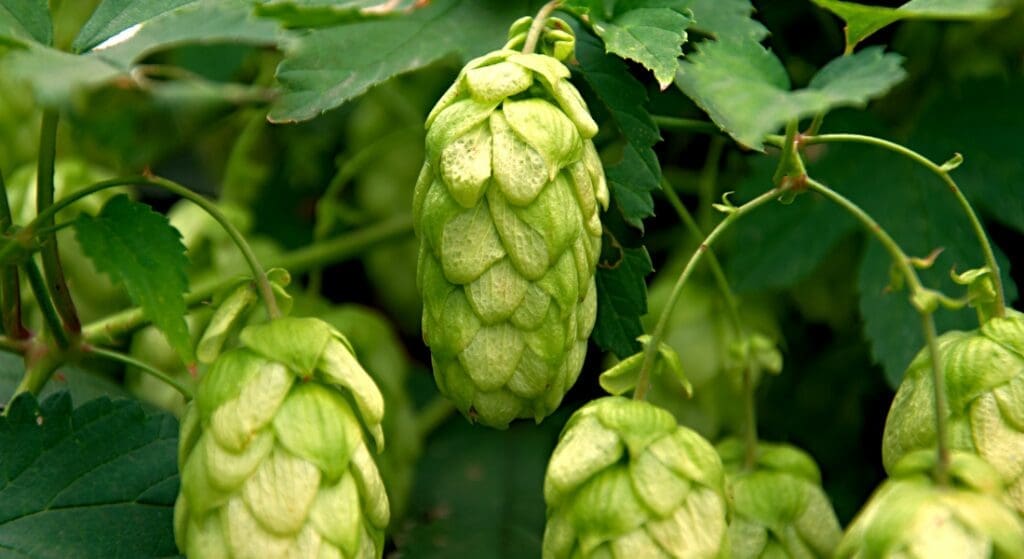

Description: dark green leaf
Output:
[812,0,1011,51]
[0,0,51,46]
[74,195,194,365]
[257,0,417,28]
[0,392,179,558]
[71,0,193,53]
[573,25,662,228]
[269,0,541,123]
[594,241,653,359]
[676,42,905,149]
[585,0,694,88]
[681,0,768,41]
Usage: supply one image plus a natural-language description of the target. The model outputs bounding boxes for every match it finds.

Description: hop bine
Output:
[174,317,389,558]
[414,18,608,429]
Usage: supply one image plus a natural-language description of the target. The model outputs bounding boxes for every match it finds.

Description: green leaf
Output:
[676,41,905,149]
[594,242,653,359]
[585,1,694,88]
[0,352,129,407]
[573,25,662,228]
[269,0,541,123]
[257,0,417,28]
[5,0,281,107]
[0,0,51,46]
[0,392,179,558]
[680,0,768,41]
[71,0,193,53]
[812,0,1011,51]
[74,195,194,365]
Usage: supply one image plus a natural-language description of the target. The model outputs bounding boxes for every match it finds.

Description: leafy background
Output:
[0,0,1022,555]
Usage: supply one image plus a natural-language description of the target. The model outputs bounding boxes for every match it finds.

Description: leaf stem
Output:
[85,345,194,400]
[522,0,562,54]
[766,132,1006,319]
[634,187,783,401]
[652,115,722,137]
[803,176,950,485]
[0,170,27,339]
[23,257,70,350]
[36,110,81,336]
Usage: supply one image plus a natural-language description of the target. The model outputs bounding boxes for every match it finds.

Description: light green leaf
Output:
[812,0,1011,51]
[71,0,194,53]
[588,1,693,88]
[74,195,194,366]
[0,0,51,46]
[269,0,540,123]
[257,0,417,28]
[0,392,179,558]
[676,41,905,149]
[681,0,767,41]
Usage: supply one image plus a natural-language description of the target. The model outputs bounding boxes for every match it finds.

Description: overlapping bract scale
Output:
[882,310,1024,514]
[175,317,390,558]
[542,397,729,559]
[415,47,608,429]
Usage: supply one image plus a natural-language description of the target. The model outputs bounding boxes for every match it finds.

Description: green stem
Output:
[803,176,950,485]
[0,171,27,339]
[522,0,561,54]
[7,349,64,407]
[82,214,413,344]
[634,187,784,401]
[36,110,81,336]
[652,116,722,137]
[742,365,758,470]
[23,257,70,349]
[416,396,457,440]
[773,132,1006,319]
[86,345,194,400]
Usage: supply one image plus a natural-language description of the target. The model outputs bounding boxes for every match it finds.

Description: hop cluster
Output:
[836,451,1024,558]
[717,438,842,558]
[543,397,728,558]
[174,318,389,558]
[882,310,1024,513]
[414,37,608,428]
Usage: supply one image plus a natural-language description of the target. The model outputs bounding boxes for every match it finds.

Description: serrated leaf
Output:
[257,0,417,28]
[587,1,693,88]
[269,0,541,123]
[0,0,51,46]
[0,392,179,558]
[74,195,194,365]
[573,25,662,228]
[594,244,653,359]
[71,0,193,53]
[812,0,1011,51]
[681,0,768,42]
[5,0,281,107]
[676,41,905,149]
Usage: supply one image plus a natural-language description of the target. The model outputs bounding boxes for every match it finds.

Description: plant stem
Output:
[0,171,27,339]
[86,345,194,400]
[23,258,69,349]
[766,132,1006,319]
[416,396,457,440]
[803,176,950,485]
[742,365,758,470]
[36,110,81,336]
[81,215,413,344]
[8,349,64,407]
[634,187,783,401]
[522,0,561,54]
[652,116,722,137]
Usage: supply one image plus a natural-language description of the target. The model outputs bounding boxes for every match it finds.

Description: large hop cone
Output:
[836,451,1024,558]
[882,310,1024,513]
[413,28,608,428]
[174,318,389,558]
[716,438,842,558]
[543,397,728,559]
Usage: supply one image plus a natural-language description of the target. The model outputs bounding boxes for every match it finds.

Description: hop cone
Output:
[413,22,608,428]
[174,317,389,558]
[543,397,728,559]
[882,310,1024,513]
[836,451,1024,558]
[716,438,841,558]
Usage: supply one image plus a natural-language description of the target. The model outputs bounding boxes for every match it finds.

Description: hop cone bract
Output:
[836,451,1024,558]
[414,33,608,428]
[882,310,1024,513]
[717,438,841,558]
[174,317,389,558]
[543,397,728,558]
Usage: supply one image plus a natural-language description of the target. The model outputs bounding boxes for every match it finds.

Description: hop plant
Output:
[414,18,608,428]
[882,310,1024,513]
[174,317,389,558]
[716,438,842,559]
[835,451,1024,558]
[543,397,728,559]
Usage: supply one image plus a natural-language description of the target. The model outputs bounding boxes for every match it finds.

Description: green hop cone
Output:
[414,20,608,428]
[882,310,1024,513]
[543,397,728,559]
[835,451,1024,558]
[716,438,842,558]
[174,317,389,558]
